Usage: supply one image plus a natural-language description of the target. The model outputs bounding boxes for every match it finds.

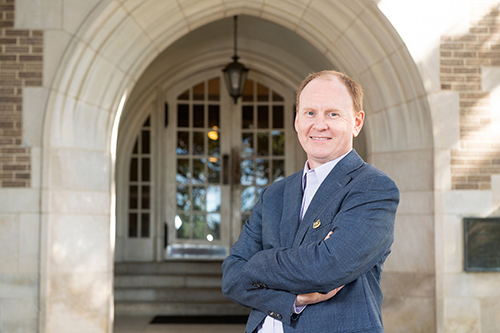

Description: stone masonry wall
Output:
[441,0,500,190]
[0,0,42,187]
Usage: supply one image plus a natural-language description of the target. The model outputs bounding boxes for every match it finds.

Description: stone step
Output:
[114,287,227,302]
[114,274,222,288]
[114,261,223,276]
[114,301,250,316]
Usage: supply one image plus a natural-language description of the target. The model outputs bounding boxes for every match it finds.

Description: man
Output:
[222,70,399,333]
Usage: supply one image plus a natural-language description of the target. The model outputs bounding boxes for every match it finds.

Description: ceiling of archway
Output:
[128,15,332,101]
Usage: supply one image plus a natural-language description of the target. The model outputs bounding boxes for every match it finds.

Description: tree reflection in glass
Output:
[177,131,189,155]
[273,160,285,182]
[207,158,220,183]
[193,132,204,155]
[257,132,269,156]
[192,159,205,184]
[192,214,205,239]
[256,159,269,185]
[241,159,254,186]
[176,214,190,239]
[241,186,256,213]
[207,213,221,240]
[206,186,221,212]
[272,131,284,156]
[192,186,206,211]
[176,186,190,211]
[241,133,254,158]
[176,159,189,183]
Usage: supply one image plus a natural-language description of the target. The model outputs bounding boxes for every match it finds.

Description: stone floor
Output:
[114,316,246,333]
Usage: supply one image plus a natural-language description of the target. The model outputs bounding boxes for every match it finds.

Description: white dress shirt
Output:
[257,150,351,333]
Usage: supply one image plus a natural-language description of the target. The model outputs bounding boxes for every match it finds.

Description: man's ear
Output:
[353,111,365,137]
[294,113,299,132]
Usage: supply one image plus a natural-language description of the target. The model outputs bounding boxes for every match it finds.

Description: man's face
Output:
[295,77,364,169]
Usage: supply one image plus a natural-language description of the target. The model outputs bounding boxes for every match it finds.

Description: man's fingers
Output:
[324,231,333,240]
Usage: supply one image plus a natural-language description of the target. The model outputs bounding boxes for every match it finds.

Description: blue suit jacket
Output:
[222,150,399,333]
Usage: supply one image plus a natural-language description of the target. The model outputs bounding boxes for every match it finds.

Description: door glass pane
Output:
[141,158,150,181]
[257,83,269,101]
[141,130,150,154]
[208,105,220,128]
[272,105,284,128]
[176,159,190,183]
[178,89,189,100]
[178,104,189,127]
[241,159,254,186]
[272,131,284,156]
[193,82,205,100]
[129,185,138,209]
[207,213,220,240]
[130,158,138,181]
[176,186,190,211]
[129,213,138,237]
[193,104,204,128]
[132,139,138,154]
[257,132,269,156]
[177,131,189,155]
[192,159,205,184]
[207,158,220,183]
[208,131,219,156]
[241,133,254,158]
[208,78,220,101]
[192,214,205,239]
[176,214,190,239]
[142,185,150,209]
[272,159,285,182]
[141,213,149,238]
[206,186,221,212]
[257,106,269,128]
[241,186,256,212]
[192,186,206,211]
[256,159,269,185]
[272,91,284,102]
[193,132,204,155]
[242,79,254,102]
[242,105,253,129]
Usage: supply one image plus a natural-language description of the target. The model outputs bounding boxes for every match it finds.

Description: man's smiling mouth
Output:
[310,136,331,140]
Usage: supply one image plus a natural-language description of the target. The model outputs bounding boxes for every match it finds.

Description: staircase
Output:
[114,261,250,316]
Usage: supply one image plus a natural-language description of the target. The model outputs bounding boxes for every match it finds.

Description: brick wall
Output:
[441,0,500,190]
[0,0,42,187]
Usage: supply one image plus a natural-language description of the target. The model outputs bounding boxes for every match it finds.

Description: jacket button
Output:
[268,311,282,320]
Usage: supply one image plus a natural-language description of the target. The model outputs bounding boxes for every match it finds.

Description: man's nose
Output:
[312,115,328,130]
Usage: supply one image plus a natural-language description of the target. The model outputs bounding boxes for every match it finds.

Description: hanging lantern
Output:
[222,16,249,104]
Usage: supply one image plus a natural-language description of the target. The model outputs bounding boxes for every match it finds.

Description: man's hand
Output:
[295,285,344,306]
[295,230,343,306]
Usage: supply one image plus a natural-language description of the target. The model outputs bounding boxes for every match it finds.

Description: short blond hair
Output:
[296,70,363,113]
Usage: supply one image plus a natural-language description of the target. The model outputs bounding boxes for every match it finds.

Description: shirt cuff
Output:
[292,303,307,314]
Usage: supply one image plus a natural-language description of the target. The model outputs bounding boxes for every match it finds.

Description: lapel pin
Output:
[313,220,321,229]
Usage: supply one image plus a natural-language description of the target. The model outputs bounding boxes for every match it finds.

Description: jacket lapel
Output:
[280,171,303,248]
[292,150,365,247]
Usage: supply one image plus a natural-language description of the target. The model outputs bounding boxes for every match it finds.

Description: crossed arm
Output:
[221,175,399,324]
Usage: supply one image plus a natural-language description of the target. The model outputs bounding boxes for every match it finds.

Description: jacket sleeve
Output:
[238,173,399,295]
[221,187,299,327]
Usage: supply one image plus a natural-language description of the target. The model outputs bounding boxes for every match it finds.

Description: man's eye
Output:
[307,111,315,116]
[328,112,338,117]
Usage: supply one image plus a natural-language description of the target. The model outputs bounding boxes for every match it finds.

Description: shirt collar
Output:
[302,149,352,188]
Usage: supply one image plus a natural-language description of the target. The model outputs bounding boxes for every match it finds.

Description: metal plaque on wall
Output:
[464,217,500,272]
